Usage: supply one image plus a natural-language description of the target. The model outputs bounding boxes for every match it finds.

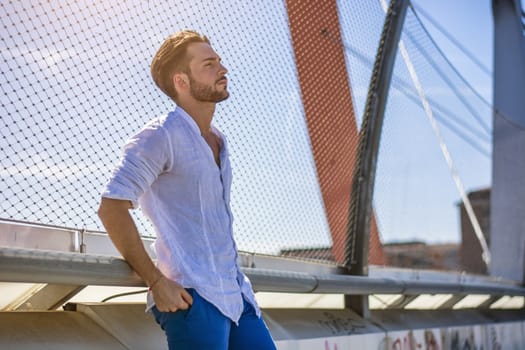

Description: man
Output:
[98,30,276,350]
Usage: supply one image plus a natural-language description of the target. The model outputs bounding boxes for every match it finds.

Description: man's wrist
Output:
[148,273,164,290]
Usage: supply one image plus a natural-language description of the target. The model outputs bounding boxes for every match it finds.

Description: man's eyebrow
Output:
[201,56,222,63]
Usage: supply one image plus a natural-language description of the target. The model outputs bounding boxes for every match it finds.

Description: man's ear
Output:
[173,72,189,91]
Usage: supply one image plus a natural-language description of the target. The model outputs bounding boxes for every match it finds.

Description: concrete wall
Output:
[1,303,523,349]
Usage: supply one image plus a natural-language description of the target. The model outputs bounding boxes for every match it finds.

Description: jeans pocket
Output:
[152,289,197,328]
[184,288,197,320]
[151,305,176,330]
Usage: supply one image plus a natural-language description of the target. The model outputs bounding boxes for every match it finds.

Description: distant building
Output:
[280,188,491,273]
[382,188,491,273]
[458,188,490,275]
[279,224,386,265]
[280,247,334,262]
[383,241,459,270]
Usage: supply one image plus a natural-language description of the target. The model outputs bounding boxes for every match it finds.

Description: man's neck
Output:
[178,100,216,136]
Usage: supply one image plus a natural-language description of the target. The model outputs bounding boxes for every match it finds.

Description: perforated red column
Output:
[285,0,385,265]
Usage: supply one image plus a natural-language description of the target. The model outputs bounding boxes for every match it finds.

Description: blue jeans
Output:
[152,289,276,350]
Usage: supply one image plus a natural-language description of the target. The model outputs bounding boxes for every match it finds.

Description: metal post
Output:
[490,0,525,283]
[344,0,409,316]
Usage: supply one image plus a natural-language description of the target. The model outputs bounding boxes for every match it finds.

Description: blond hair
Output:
[150,30,210,102]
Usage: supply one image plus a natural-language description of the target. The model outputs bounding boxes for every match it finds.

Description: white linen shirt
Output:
[102,106,260,323]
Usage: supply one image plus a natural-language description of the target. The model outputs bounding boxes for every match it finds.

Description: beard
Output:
[188,74,229,103]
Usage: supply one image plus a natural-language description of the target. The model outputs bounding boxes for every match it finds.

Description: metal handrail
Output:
[1,247,524,297]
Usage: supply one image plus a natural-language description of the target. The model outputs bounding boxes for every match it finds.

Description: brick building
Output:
[458,188,491,275]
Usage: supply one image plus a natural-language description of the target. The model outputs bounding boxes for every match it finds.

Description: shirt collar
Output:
[176,106,225,147]
[176,106,202,136]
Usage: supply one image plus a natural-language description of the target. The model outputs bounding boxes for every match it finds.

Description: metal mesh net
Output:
[1,0,494,270]
[369,3,493,271]
[1,1,384,260]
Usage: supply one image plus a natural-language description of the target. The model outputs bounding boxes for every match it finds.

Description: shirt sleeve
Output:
[101,121,172,209]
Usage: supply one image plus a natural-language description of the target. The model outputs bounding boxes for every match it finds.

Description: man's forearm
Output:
[97,198,163,287]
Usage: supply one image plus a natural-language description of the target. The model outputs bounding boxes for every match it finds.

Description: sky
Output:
[334,0,499,245]
[373,0,498,244]
[412,0,494,96]
[378,0,522,246]
[1,0,523,255]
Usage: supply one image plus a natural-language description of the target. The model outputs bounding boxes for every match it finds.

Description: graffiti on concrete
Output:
[275,321,523,350]
[318,311,367,335]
